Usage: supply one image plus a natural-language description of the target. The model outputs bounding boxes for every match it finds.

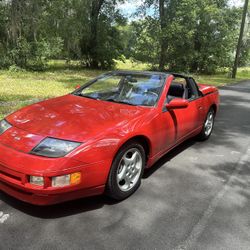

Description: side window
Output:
[165,76,200,105]
[187,78,199,99]
[166,77,187,103]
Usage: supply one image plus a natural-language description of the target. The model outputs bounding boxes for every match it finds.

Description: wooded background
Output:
[0,0,249,74]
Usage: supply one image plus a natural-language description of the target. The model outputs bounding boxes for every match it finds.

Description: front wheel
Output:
[106,142,146,200]
[197,108,215,141]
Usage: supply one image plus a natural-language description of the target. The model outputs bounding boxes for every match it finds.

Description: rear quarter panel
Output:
[198,83,220,114]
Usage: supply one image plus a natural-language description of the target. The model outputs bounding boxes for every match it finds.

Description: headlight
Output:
[0,119,12,135]
[30,137,81,158]
[52,172,81,187]
[30,176,44,186]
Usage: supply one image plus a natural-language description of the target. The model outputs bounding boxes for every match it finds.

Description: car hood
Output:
[6,94,149,142]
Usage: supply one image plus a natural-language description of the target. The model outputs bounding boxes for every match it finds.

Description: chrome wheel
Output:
[116,148,143,192]
[204,110,214,136]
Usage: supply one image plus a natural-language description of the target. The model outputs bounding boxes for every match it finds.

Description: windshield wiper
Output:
[76,93,100,100]
[105,98,136,106]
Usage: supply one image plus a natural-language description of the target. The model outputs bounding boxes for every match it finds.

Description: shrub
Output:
[0,37,63,71]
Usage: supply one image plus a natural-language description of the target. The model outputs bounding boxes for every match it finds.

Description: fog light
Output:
[52,172,81,187]
[30,176,44,186]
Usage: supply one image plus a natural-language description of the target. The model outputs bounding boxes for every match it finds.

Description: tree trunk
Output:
[159,0,167,71]
[191,32,202,72]
[9,0,22,45]
[232,0,249,78]
[30,1,38,42]
[88,0,105,68]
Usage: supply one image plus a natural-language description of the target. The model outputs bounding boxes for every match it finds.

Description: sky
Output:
[117,0,144,18]
[117,0,245,18]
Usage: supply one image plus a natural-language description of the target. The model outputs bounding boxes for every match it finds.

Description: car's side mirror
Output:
[166,98,189,110]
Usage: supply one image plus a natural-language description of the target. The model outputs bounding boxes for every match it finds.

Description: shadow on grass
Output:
[46,65,105,76]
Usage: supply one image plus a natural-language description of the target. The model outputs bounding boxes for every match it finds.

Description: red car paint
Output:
[0,73,219,205]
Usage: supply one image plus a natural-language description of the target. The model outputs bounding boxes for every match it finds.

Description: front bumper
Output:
[0,143,110,205]
[0,179,105,205]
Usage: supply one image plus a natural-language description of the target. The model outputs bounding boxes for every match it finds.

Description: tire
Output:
[197,107,215,141]
[106,141,146,200]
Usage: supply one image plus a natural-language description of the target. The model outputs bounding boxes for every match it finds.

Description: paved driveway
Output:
[1,81,250,250]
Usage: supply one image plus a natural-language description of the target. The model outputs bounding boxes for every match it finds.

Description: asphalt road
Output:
[1,80,250,250]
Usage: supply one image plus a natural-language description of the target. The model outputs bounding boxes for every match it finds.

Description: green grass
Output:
[194,67,250,86]
[114,59,150,71]
[0,60,249,119]
[0,67,103,119]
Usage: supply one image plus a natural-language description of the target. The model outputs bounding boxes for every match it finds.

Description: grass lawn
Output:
[0,60,250,120]
[194,67,250,86]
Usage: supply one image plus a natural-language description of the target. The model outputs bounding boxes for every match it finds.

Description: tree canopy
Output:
[0,0,248,73]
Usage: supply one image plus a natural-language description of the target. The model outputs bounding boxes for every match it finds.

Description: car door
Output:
[164,77,203,143]
[188,77,206,127]
[150,75,204,156]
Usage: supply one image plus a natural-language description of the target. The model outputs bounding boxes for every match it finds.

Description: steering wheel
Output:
[143,90,158,99]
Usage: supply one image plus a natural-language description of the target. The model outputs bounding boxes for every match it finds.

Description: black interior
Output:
[167,82,187,103]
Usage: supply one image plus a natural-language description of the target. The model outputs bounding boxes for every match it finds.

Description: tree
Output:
[0,0,125,70]
[86,0,105,68]
[81,0,125,68]
[232,0,249,78]
[239,15,250,66]
[0,0,245,72]
[131,0,241,74]
[159,0,167,70]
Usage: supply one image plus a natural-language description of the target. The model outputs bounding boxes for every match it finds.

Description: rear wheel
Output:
[106,141,146,200]
[197,108,215,141]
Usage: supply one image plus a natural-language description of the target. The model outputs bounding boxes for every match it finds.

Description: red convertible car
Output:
[0,71,219,205]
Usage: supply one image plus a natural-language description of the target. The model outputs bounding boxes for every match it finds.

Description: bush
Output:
[0,37,63,71]
[8,65,26,72]
[8,38,31,68]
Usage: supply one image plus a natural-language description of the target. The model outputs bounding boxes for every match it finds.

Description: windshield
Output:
[74,73,165,106]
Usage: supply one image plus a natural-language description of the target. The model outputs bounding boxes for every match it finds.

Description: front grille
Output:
[0,164,23,184]
[1,181,32,196]
[0,170,22,182]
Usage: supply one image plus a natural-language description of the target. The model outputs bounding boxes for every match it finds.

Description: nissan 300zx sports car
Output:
[0,71,219,205]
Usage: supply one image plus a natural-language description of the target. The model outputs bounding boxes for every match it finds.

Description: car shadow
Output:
[0,139,196,218]
[143,138,196,178]
[0,191,119,218]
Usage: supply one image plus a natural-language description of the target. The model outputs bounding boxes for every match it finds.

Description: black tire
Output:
[197,107,215,141]
[106,141,146,200]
